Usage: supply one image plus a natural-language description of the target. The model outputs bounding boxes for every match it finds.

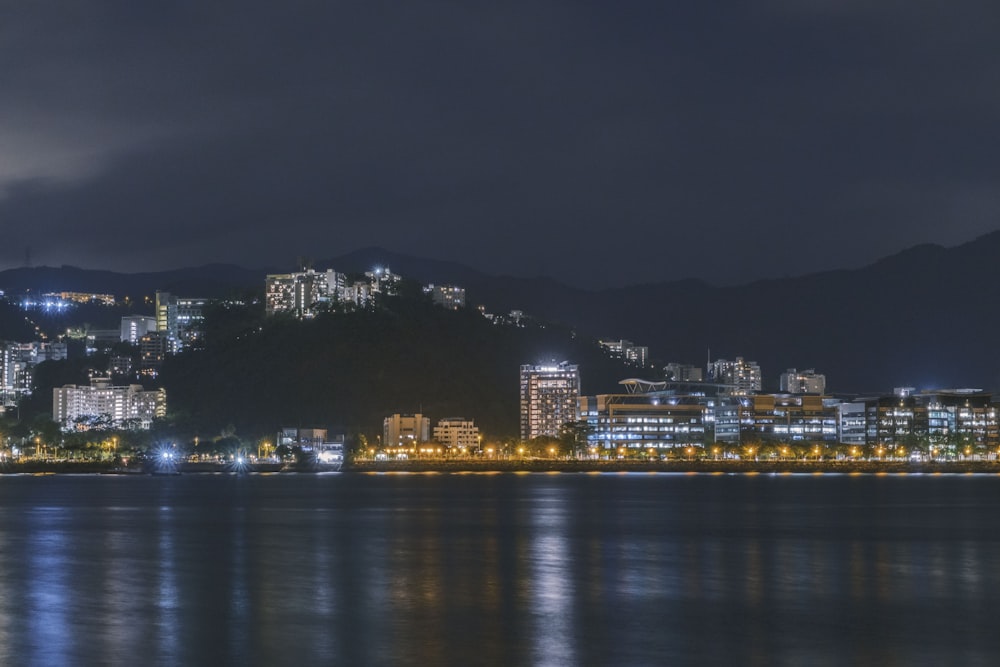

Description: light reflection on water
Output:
[0,474,998,665]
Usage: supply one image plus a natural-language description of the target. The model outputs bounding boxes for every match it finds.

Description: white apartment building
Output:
[53,377,166,431]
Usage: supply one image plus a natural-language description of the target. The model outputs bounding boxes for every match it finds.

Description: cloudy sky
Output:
[1,1,998,287]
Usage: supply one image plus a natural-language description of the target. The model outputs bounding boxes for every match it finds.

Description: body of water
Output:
[1,472,998,666]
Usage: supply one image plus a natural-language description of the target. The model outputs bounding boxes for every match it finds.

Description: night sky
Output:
[2,1,998,287]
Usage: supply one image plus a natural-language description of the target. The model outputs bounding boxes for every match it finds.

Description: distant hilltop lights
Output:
[266,265,470,319]
[265,266,403,318]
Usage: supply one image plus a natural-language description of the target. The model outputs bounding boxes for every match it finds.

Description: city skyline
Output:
[2,3,998,288]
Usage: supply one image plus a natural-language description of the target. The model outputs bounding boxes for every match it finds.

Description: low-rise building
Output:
[433,418,479,450]
[738,394,839,443]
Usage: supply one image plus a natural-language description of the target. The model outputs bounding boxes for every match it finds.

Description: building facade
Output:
[121,315,157,344]
[384,413,431,447]
[156,291,209,349]
[433,417,480,450]
[738,394,839,443]
[779,368,827,394]
[664,363,704,382]
[855,390,999,452]
[520,362,581,441]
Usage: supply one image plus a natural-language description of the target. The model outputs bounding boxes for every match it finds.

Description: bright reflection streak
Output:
[157,507,180,663]
[26,509,71,665]
[529,491,576,666]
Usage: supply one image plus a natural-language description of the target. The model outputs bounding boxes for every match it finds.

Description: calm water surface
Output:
[1,472,999,666]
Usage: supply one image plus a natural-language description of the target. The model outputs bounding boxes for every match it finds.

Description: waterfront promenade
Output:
[3,457,999,475]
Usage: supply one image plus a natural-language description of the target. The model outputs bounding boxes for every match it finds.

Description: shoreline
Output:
[2,459,999,475]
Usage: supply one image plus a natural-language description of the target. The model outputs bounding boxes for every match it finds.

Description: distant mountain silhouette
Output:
[3,231,1000,392]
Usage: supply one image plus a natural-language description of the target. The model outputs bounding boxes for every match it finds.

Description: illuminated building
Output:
[838,402,867,445]
[121,315,157,344]
[85,329,121,355]
[738,394,839,442]
[265,269,346,318]
[708,357,761,395]
[582,379,740,450]
[265,267,400,318]
[580,394,707,450]
[520,362,580,440]
[45,291,116,306]
[384,413,431,447]
[277,427,344,464]
[139,332,168,376]
[365,267,401,296]
[53,377,166,431]
[599,339,649,367]
[853,389,999,451]
[779,368,826,394]
[433,418,479,449]
[156,292,209,348]
[0,341,67,407]
[423,284,466,310]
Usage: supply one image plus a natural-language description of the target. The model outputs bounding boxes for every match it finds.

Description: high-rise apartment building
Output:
[709,357,762,395]
[520,362,580,441]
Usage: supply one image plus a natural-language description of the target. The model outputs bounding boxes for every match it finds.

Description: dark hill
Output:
[159,299,635,440]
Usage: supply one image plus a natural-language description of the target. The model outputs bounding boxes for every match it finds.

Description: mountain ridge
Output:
[2,231,1000,392]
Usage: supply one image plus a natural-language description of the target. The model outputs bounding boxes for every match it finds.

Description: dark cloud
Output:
[1,1,999,286]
